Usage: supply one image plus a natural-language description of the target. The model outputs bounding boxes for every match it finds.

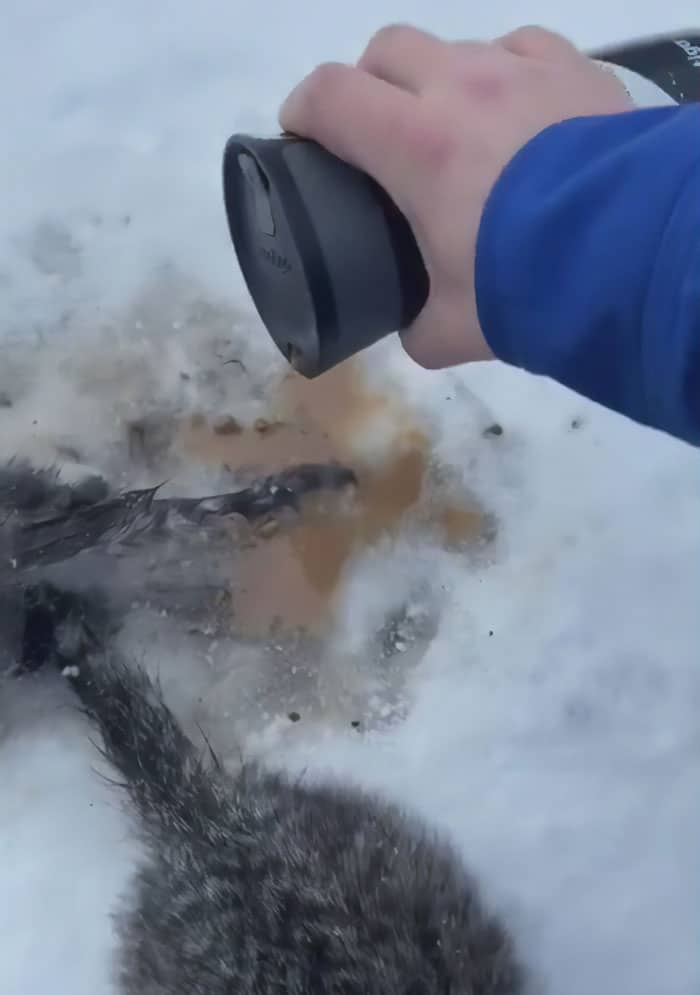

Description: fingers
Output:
[279,62,431,202]
[357,23,448,92]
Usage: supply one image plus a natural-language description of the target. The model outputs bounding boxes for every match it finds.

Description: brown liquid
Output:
[180,360,482,636]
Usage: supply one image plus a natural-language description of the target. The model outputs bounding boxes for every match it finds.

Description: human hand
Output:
[279,25,633,369]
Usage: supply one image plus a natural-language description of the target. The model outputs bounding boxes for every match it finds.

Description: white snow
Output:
[1,2,699,994]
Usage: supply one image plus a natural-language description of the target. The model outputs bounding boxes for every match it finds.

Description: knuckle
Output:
[454,58,508,101]
[295,62,349,118]
[508,24,551,45]
[503,24,578,58]
[305,61,347,98]
[364,22,415,57]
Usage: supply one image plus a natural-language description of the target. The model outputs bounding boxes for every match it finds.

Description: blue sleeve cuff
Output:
[475,105,700,445]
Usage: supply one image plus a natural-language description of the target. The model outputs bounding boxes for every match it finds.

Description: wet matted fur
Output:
[9,460,530,994]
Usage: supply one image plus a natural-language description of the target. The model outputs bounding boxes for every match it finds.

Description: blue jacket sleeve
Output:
[475,104,700,445]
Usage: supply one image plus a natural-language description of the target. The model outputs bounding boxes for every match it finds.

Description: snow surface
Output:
[1,2,699,993]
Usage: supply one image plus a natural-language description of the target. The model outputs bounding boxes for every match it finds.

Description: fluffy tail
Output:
[23,581,232,845]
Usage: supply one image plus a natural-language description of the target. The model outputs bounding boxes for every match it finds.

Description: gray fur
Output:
[9,460,530,995]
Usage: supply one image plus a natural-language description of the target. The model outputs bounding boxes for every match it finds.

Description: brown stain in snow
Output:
[180,359,483,636]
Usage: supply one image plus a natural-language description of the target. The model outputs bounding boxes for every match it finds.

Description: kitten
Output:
[19,578,529,995]
[7,459,529,994]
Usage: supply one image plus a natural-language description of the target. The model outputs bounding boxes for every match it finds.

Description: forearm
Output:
[476,104,700,445]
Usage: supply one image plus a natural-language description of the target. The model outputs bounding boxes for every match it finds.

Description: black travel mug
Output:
[222,30,700,378]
